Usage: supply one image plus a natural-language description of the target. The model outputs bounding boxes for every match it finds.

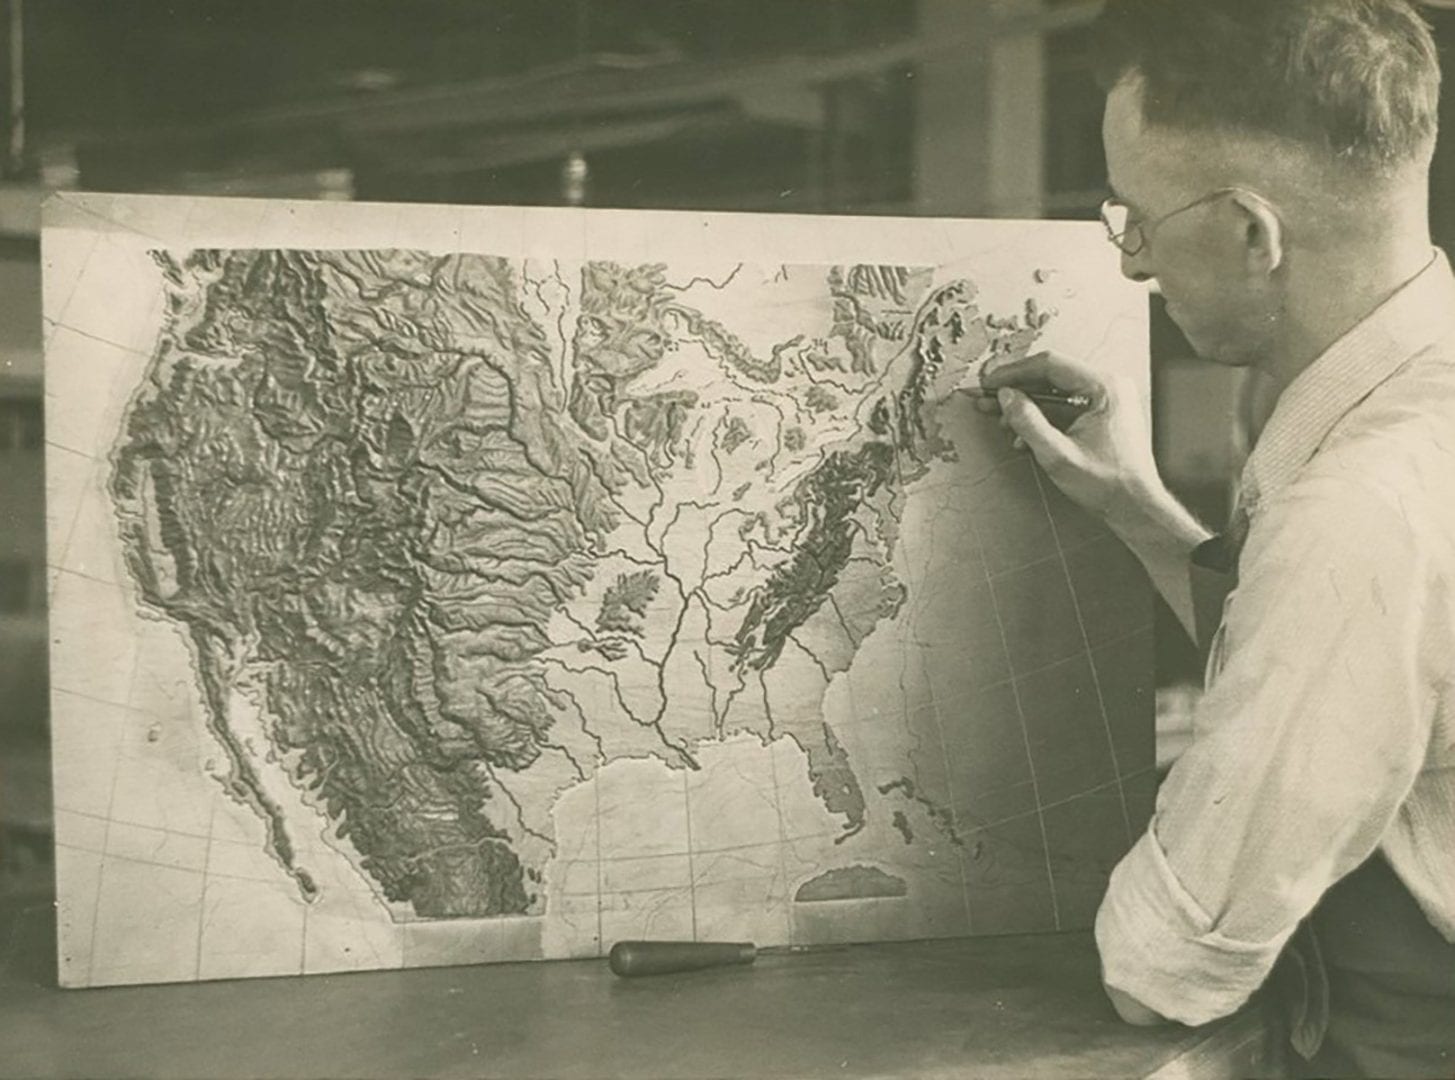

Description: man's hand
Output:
[978,350,1213,638]
[977,350,1160,522]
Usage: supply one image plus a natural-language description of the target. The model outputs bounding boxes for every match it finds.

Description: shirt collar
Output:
[1240,249,1455,517]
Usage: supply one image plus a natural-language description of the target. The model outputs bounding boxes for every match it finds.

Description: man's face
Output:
[1102,79,1279,367]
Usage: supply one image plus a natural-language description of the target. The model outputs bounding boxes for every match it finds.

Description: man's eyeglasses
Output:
[1099,187,1244,256]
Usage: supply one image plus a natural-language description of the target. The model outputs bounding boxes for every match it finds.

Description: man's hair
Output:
[1091,0,1441,171]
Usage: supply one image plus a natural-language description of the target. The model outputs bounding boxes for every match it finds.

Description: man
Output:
[981,1,1455,1076]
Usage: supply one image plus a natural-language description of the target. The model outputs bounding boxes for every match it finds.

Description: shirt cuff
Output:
[1095,828,1292,1026]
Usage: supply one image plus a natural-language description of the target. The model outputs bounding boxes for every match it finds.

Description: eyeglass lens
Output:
[1100,201,1137,252]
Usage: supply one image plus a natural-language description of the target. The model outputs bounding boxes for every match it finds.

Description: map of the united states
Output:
[108,249,1048,921]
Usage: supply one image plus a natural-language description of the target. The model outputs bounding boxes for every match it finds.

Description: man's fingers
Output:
[997,388,1073,466]
[981,351,1102,395]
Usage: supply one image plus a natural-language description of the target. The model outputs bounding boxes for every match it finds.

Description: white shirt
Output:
[1095,251,1455,1026]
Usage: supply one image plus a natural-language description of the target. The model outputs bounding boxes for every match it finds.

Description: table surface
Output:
[0,895,1268,1080]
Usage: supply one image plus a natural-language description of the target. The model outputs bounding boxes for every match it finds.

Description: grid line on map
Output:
[681,770,699,940]
[300,898,310,977]
[49,319,152,359]
[192,801,217,980]
[903,484,978,936]
[79,658,133,987]
[50,564,119,598]
[50,478,96,587]
[90,592,157,982]
[51,682,173,724]
[63,195,172,247]
[45,312,141,579]
[761,678,797,947]
[882,408,971,936]
[1029,465,1136,842]
[44,226,102,347]
[592,740,604,958]
[967,459,1064,931]
[43,436,96,502]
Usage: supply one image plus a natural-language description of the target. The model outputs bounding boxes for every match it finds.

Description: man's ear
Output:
[1231,190,1284,276]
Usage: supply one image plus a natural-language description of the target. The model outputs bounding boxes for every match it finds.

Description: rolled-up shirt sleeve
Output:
[1096,468,1437,1026]
[1097,826,1294,1024]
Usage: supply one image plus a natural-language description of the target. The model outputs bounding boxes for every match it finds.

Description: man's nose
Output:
[1119,246,1154,283]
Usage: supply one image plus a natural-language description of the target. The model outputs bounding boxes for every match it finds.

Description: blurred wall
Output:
[0,243,41,381]
[0,236,45,751]
[0,234,48,862]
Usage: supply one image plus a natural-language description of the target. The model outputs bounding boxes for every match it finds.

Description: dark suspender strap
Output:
[1189,532,1240,664]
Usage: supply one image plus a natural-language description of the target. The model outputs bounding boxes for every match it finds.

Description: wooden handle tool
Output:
[607,940,757,977]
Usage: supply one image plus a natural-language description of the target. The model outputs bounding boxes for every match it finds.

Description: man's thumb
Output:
[997,388,1072,464]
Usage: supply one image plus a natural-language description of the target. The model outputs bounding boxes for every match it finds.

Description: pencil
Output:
[964,386,1094,411]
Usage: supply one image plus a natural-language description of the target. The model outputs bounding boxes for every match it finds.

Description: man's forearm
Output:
[1103,477,1212,640]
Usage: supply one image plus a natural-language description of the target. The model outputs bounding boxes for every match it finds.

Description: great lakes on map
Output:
[106,249,1053,923]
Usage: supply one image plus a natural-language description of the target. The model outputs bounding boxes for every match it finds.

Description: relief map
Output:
[47,208,1153,987]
